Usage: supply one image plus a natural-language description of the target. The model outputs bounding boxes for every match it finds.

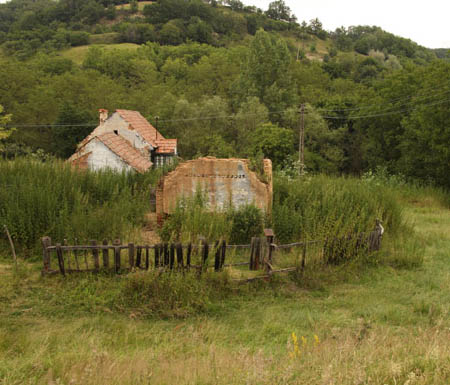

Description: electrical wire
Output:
[315,83,450,112]
[318,96,450,119]
[4,92,450,128]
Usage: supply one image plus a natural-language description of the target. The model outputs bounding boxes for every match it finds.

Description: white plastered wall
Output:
[85,139,134,173]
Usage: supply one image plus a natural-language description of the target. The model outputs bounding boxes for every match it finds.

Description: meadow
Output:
[0,159,449,384]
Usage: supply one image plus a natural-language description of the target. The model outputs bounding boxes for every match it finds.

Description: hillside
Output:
[0,0,449,189]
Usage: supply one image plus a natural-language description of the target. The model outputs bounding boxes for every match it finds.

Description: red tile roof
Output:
[155,138,177,154]
[116,109,162,147]
[97,133,152,173]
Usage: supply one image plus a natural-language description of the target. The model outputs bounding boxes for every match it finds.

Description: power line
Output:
[4,93,450,128]
[318,97,450,120]
[315,85,450,113]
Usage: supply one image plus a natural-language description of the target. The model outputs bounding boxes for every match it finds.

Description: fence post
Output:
[250,237,256,270]
[102,239,109,269]
[155,244,161,268]
[113,239,121,273]
[201,239,209,273]
[220,240,226,270]
[186,243,192,270]
[41,236,52,274]
[176,243,183,269]
[64,239,71,271]
[56,243,65,277]
[163,243,169,267]
[301,242,306,272]
[128,243,135,269]
[136,246,142,269]
[145,246,150,270]
[91,240,99,272]
[255,237,261,270]
[74,238,80,271]
[214,241,220,272]
[169,244,175,270]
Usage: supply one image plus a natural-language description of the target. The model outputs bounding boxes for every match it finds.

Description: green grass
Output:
[89,32,120,45]
[60,43,140,65]
[115,1,154,11]
[0,187,449,383]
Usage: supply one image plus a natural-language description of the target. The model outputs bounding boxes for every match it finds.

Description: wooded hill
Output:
[0,0,449,189]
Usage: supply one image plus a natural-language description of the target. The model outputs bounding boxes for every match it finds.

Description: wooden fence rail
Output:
[41,222,383,278]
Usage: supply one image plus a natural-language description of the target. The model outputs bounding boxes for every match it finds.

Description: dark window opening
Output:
[114,130,118,135]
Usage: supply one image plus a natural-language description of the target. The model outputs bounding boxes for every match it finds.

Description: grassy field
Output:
[0,193,449,384]
[60,43,140,65]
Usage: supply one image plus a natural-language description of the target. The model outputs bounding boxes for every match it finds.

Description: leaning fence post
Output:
[41,236,52,274]
[102,239,109,269]
[3,225,17,269]
[91,240,99,272]
[250,237,256,270]
[56,243,65,277]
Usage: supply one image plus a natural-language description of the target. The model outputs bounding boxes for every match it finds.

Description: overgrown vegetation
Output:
[272,174,404,244]
[158,191,264,244]
[0,158,161,253]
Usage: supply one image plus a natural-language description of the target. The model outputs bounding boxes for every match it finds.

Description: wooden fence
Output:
[41,222,384,280]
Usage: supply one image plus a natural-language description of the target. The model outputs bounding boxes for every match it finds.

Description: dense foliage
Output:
[0,0,448,189]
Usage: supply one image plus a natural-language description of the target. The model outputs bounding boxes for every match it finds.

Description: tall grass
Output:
[272,174,405,244]
[0,158,160,253]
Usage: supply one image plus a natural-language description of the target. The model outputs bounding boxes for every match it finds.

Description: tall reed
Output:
[0,158,158,252]
[272,174,405,244]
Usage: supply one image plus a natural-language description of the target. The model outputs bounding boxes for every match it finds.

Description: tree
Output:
[0,104,14,141]
[236,29,297,115]
[250,123,294,167]
[51,103,94,158]
[265,0,293,22]
[159,20,184,45]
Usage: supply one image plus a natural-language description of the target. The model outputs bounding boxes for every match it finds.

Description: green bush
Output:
[228,205,264,244]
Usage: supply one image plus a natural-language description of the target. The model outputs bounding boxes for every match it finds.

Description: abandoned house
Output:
[69,109,177,172]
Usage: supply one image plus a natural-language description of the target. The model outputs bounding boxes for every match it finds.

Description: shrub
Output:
[228,205,264,244]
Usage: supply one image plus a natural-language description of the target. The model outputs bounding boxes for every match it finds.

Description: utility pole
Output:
[299,103,305,175]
